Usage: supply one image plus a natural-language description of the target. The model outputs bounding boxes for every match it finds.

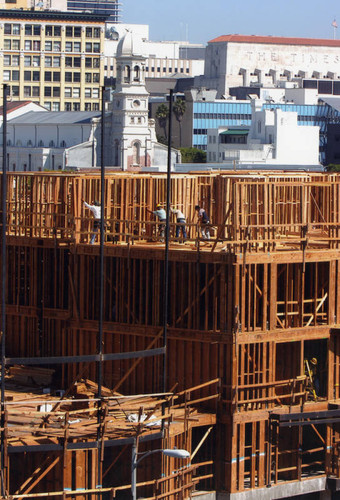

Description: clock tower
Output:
[110,30,154,170]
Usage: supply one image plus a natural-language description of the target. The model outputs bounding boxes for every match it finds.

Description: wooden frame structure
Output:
[2,171,340,498]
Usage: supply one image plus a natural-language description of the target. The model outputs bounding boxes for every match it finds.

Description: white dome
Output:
[117,30,145,58]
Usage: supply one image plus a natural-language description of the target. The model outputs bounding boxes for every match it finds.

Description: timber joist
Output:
[3,172,340,496]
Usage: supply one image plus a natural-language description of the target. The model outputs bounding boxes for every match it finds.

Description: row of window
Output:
[4,69,100,84]
[194,113,252,120]
[4,39,101,53]
[4,24,101,39]
[7,139,67,147]
[145,66,189,73]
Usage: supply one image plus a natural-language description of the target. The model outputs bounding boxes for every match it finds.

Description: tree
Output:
[155,104,169,140]
[180,147,206,163]
[173,98,186,147]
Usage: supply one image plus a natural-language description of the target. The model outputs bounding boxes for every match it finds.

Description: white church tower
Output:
[110,30,155,170]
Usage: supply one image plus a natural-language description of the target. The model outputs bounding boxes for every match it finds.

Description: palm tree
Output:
[155,103,169,140]
[173,98,186,147]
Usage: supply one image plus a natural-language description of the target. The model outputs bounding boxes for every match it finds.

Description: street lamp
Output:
[131,439,190,500]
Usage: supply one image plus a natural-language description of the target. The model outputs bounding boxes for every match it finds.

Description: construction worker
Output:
[195,205,210,240]
[170,206,187,242]
[146,204,166,241]
[82,198,101,244]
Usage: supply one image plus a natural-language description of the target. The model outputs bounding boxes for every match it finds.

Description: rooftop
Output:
[8,111,101,125]
[208,34,340,47]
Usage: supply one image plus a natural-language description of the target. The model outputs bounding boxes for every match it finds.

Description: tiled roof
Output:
[208,34,340,47]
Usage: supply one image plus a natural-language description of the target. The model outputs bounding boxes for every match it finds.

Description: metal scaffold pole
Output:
[1,84,8,497]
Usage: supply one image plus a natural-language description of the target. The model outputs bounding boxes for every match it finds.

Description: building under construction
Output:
[1,170,340,499]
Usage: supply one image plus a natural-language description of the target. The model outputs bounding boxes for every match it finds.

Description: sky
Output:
[122,0,340,45]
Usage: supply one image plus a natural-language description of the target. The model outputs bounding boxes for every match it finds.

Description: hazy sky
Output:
[122,0,340,45]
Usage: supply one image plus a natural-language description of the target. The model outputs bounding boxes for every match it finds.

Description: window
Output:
[65,72,72,82]
[85,58,92,68]
[32,87,40,97]
[74,42,81,52]
[93,58,100,68]
[66,27,73,37]
[65,87,72,98]
[12,39,20,50]
[12,70,19,81]
[33,25,40,36]
[38,139,44,146]
[73,87,80,98]
[85,103,91,111]
[4,40,11,50]
[73,58,81,68]
[25,40,32,50]
[12,55,19,66]
[54,26,61,36]
[33,41,40,51]
[93,28,100,38]
[93,73,100,83]
[73,72,80,82]
[53,72,60,82]
[53,57,60,67]
[4,24,11,34]
[45,26,53,36]
[33,71,40,81]
[85,42,92,52]
[3,71,10,82]
[33,56,40,67]
[12,24,20,35]
[27,140,32,146]
[24,86,31,97]
[74,27,81,37]
[25,25,32,36]
[93,43,100,53]
[49,140,55,147]
[86,27,92,37]
[85,73,92,83]
[45,71,52,82]
[11,86,19,96]
[53,87,60,97]
[45,56,52,67]
[92,88,99,98]
[93,103,99,111]
[24,71,31,81]
[44,87,52,97]
[44,103,51,111]
[45,41,52,51]
[65,103,72,111]
[53,41,61,51]
[65,41,72,52]
[85,88,91,98]
[52,102,60,111]
[73,103,80,111]
[60,140,66,147]
[4,56,11,66]
[65,57,72,68]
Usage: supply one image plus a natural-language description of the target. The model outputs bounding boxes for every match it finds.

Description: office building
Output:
[0,9,108,111]
[67,0,120,20]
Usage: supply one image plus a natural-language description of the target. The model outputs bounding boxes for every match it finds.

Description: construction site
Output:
[1,170,340,499]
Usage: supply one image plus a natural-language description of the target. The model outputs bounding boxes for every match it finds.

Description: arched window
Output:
[60,140,66,147]
[133,65,140,81]
[124,65,130,83]
[38,140,44,147]
[6,139,11,146]
[16,140,22,146]
[114,139,119,166]
[132,141,140,165]
[49,140,55,147]
[27,140,32,147]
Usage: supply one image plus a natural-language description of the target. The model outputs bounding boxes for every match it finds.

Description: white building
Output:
[196,34,340,98]
[104,23,204,81]
[2,31,180,172]
[207,99,320,167]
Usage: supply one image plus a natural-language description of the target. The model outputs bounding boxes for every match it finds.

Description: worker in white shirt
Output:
[82,198,101,244]
[146,203,166,241]
[170,207,187,241]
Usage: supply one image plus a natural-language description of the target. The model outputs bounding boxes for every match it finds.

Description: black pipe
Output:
[97,85,105,497]
[163,89,173,395]
[1,84,8,497]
